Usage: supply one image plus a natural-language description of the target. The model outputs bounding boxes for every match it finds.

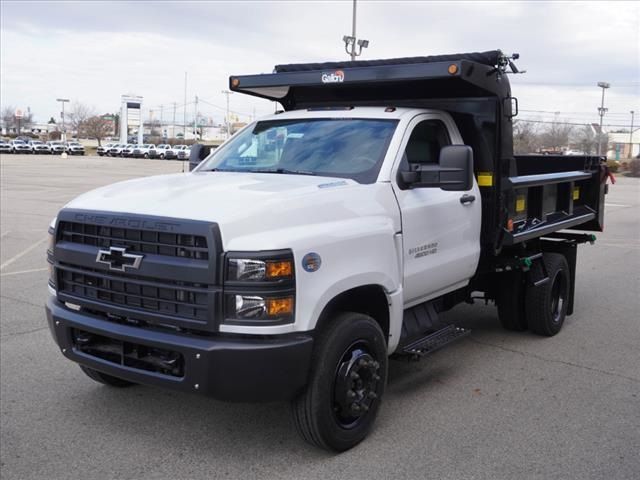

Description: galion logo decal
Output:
[321,70,345,84]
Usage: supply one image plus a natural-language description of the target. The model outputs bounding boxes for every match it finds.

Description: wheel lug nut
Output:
[367,391,378,399]
[351,404,361,412]
[350,371,360,380]
[372,361,380,369]
[373,374,381,381]
[357,358,366,367]
[347,389,356,399]
[361,404,369,412]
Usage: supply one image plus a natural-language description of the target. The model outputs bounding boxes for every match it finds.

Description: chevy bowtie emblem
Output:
[96,246,143,272]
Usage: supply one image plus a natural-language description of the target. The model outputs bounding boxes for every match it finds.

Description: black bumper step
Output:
[402,325,470,357]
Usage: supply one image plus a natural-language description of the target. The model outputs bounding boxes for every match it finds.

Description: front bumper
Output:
[46,296,313,402]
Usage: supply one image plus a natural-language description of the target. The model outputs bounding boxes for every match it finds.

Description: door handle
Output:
[460,194,476,205]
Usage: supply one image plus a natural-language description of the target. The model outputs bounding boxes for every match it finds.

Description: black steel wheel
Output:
[292,312,387,451]
[526,253,570,336]
[79,366,137,388]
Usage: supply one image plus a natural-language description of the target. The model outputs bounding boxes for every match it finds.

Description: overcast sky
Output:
[1,1,638,129]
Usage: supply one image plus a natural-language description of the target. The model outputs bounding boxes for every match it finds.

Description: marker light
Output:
[448,64,459,75]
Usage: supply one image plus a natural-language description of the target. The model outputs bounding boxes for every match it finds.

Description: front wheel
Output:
[159,154,165,159]
[292,312,387,452]
[526,253,570,336]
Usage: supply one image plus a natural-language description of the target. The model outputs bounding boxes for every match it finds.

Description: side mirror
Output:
[438,145,473,191]
[189,144,211,171]
[400,145,473,191]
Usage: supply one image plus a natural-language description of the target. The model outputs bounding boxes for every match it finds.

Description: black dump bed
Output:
[229,50,607,256]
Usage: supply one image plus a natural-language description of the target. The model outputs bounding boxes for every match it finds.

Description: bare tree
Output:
[1,106,34,134]
[540,120,574,151]
[513,120,542,154]
[66,101,95,138]
[571,125,609,155]
[2,106,16,130]
[83,116,112,146]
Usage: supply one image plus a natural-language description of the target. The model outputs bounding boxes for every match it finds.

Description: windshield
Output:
[198,118,398,183]
[69,142,80,146]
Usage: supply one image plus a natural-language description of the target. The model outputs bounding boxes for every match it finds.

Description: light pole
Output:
[221,90,232,139]
[629,110,635,159]
[343,0,369,61]
[56,98,69,142]
[596,82,610,156]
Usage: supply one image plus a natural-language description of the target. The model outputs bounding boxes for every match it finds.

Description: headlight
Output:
[223,250,295,325]
[225,294,294,324]
[226,254,294,283]
[47,218,57,288]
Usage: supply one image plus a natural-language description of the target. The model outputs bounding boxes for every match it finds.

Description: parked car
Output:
[0,140,13,153]
[97,143,115,156]
[10,139,31,154]
[107,144,125,157]
[177,145,192,160]
[47,141,66,154]
[149,144,171,159]
[29,140,51,154]
[132,144,155,158]
[65,142,85,155]
[166,145,186,160]
[121,144,137,158]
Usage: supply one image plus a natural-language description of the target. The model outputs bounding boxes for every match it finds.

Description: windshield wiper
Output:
[247,168,317,176]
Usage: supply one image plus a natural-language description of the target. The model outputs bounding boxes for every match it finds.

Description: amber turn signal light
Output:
[448,64,458,75]
[267,297,294,316]
[266,260,293,279]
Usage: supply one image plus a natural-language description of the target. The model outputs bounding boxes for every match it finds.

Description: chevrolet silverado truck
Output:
[46,51,609,452]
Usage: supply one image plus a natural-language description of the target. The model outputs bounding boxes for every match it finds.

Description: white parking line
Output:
[0,267,48,277]
[0,237,47,270]
[605,203,631,207]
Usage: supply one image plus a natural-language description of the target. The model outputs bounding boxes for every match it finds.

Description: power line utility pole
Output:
[172,102,177,140]
[630,110,635,159]
[221,90,232,139]
[596,81,610,156]
[183,72,188,139]
[194,95,199,141]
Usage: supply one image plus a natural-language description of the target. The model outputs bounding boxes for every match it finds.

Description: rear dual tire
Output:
[497,252,570,337]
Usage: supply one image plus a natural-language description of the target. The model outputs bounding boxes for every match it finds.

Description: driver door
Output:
[393,115,481,306]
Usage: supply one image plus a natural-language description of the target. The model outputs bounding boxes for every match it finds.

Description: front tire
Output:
[526,253,570,336]
[292,312,387,452]
[79,366,137,387]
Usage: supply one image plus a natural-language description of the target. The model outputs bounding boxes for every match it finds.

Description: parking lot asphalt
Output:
[1,154,639,480]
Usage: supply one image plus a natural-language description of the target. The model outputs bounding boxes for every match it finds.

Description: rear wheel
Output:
[292,312,387,452]
[159,154,165,159]
[144,153,149,158]
[79,366,137,387]
[526,253,570,336]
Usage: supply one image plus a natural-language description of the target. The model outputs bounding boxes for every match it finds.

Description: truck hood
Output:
[63,172,396,249]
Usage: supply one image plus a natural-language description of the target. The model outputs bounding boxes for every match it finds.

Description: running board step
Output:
[402,325,470,357]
